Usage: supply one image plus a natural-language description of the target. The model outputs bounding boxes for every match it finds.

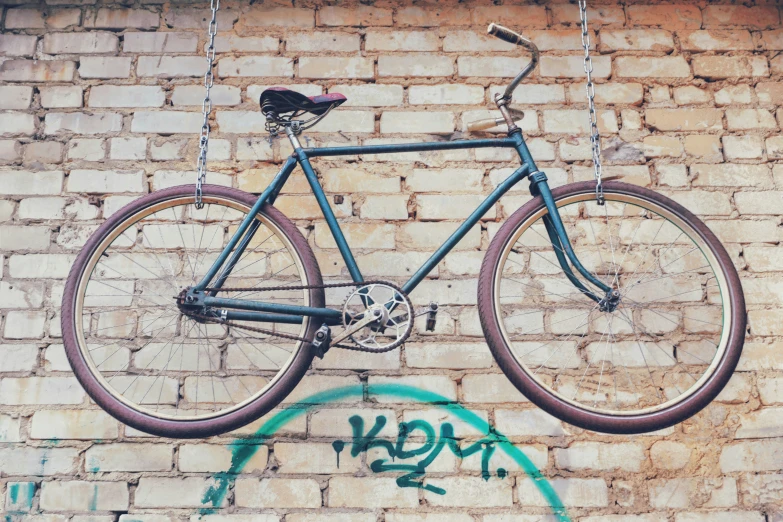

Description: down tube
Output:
[194,156,298,291]
[402,163,529,294]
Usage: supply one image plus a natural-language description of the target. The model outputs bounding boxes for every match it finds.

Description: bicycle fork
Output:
[511,132,617,309]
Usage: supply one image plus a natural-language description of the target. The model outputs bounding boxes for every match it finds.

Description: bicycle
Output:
[61,24,745,438]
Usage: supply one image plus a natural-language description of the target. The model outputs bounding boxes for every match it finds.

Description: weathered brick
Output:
[136,478,224,508]
[244,7,314,28]
[555,442,645,472]
[79,56,131,79]
[85,8,160,29]
[218,56,292,78]
[366,31,439,51]
[163,8,238,30]
[40,86,83,108]
[703,5,780,29]
[40,481,128,511]
[627,5,702,29]
[138,56,208,78]
[380,55,452,77]
[0,86,32,110]
[679,30,755,51]
[646,109,723,131]
[43,32,119,54]
[0,59,75,82]
[721,439,783,472]
[123,32,197,53]
[131,111,202,134]
[380,111,453,134]
[0,34,38,57]
[328,477,418,508]
[331,84,402,107]
[0,112,35,136]
[615,56,691,78]
[694,56,768,79]
[235,478,320,508]
[89,85,165,108]
[600,29,674,52]
[318,6,391,27]
[0,170,63,195]
[5,7,45,28]
[45,112,122,135]
[86,443,172,472]
[67,169,145,193]
[518,477,608,507]
[726,108,777,130]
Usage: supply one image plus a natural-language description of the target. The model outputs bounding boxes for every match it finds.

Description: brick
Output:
[138,56,208,78]
[0,344,38,371]
[110,137,146,160]
[676,513,764,522]
[692,163,771,188]
[684,135,721,161]
[276,442,358,474]
[600,30,674,52]
[40,482,128,511]
[544,109,617,134]
[89,85,165,108]
[723,135,763,160]
[646,109,723,131]
[517,478,608,507]
[45,112,122,135]
[235,478,320,508]
[67,169,145,193]
[495,408,568,436]
[735,407,783,439]
[726,108,777,130]
[406,342,492,368]
[179,444,267,473]
[86,443,172,472]
[135,477,224,508]
[48,9,81,29]
[4,482,35,512]
[330,84,402,107]
[244,7,314,28]
[41,86,83,108]
[85,8,160,29]
[461,373,529,403]
[0,86,32,109]
[218,56,292,78]
[68,138,105,161]
[540,55,611,78]
[409,84,484,105]
[644,135,683,158]
[556,442,645,472]
[0,34,37,57]
[721,439,783,472]
[123,32,197,53]
[417,194,494,220]
[759,377,783,404]
[30,410,118,440]
[648,477,737,509]
[651,440,692,470]
[472,5,547,28]
[567,82,643,105]
[444,31,516,52]
[380,111,453,134]
[750,310,783,336]
[380,55,452,77]
[703,5,780,29]
[24,141,63,163]
[79,56,131,79]
[0,140,22,163]
[5,7,45,28]
[0,170,63,195]
[679,30,755,51]
[131,111,202,134]
[368,374,457,402]
[286,32,359,53]
[318,6,391,27]
[172,85,240,107]
[163,8,238,30]
[299,56,373,79]
[0,59,75,82]
[0,414,22,442]
[627,5,702,29]
[673,86,711,105]
[694,56,767,79]
[0,112,35,135]
[615,56,691,78]
[396,6,470,27]
[43,32,118,54]
[212,35,278,53]
[425,476,512,507]
[0,225,51,250]
[328,477,418,508]
[366,31,439,51]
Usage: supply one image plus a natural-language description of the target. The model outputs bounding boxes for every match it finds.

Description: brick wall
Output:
[1,1,783,521]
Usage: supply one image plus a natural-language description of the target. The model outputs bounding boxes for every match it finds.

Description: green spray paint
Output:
[202,383,570,522]
[5,482,35,513]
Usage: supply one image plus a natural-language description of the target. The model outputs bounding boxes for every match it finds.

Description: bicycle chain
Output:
[192,280,412,353]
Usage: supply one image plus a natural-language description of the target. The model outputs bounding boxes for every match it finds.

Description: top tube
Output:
[303,137,518,157]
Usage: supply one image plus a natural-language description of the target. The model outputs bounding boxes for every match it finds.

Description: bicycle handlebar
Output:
[488,23,540,103]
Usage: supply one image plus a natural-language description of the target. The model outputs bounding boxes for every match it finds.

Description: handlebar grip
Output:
[466,117,504,132]
[488,23,523,45]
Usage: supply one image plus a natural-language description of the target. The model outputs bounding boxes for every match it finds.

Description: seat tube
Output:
[287,130,364,283]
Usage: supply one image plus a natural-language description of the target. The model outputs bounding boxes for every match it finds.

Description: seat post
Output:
[284,125,303,150]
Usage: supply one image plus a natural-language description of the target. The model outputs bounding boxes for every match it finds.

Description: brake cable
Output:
[579,1,605,205]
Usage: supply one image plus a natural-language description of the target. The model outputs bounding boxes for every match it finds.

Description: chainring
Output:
[342,281,414,352]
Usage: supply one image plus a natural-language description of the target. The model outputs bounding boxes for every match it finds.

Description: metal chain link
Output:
[195,0,220,209]
[579,1,605,205]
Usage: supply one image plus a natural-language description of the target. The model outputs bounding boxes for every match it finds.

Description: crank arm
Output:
[332,308,382,345]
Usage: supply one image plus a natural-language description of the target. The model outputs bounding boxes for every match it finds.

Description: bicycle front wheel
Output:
[478,181,745,434]
[61,184,324,438]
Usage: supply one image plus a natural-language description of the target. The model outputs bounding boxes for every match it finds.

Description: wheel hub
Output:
[598,289,621,313]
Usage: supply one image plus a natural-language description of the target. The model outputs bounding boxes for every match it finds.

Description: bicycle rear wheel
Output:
[61,184,324,438]
[478,181,745,434]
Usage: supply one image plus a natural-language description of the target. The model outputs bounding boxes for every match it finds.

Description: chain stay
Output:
[578,1,604,205]
[195,0,220,209]
[198,280,412,353]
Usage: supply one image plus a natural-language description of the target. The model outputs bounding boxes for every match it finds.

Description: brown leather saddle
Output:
[259,87,347,117]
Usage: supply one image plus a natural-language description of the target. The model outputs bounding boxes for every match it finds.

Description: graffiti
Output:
[336,414,508,495]
[203,383,571,522]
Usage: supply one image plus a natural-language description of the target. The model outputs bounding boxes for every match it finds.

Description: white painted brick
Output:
[172,85,241,106]
[0,35,38,57]
[45,112,122,135]
[235,478,321,508]
[40,481,128,511]
[517,478,608,507]
[135,477,226,508]
[85,8,160,30]
[219,56,293,78]
[89,85,165,108]
[0,86,32,110]
[67,169,145,193]
[123,32,197,53]
[40,86,83,108]
[43,32,119,54]
[0,171,63,195]
[68,139,105,161]
[0,59,75,82]
[380,111,454,134]
[137,56,207,78]
[109,137,147,160]
[131,111,203,134]
[380,54,453,77]
[287,32,359,52]
[366,31,440,51]
[79,57,132,79]
[330,84,403,107]
[0,112,35,136]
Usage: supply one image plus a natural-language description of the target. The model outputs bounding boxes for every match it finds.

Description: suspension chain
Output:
[195,0,220,209]
[579,1,604,205]
[194,280,412,353]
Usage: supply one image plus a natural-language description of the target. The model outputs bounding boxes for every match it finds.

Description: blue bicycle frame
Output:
[191,129,612,324]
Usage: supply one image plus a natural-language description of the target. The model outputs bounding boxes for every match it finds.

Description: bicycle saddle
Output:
[260,87,347,117]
